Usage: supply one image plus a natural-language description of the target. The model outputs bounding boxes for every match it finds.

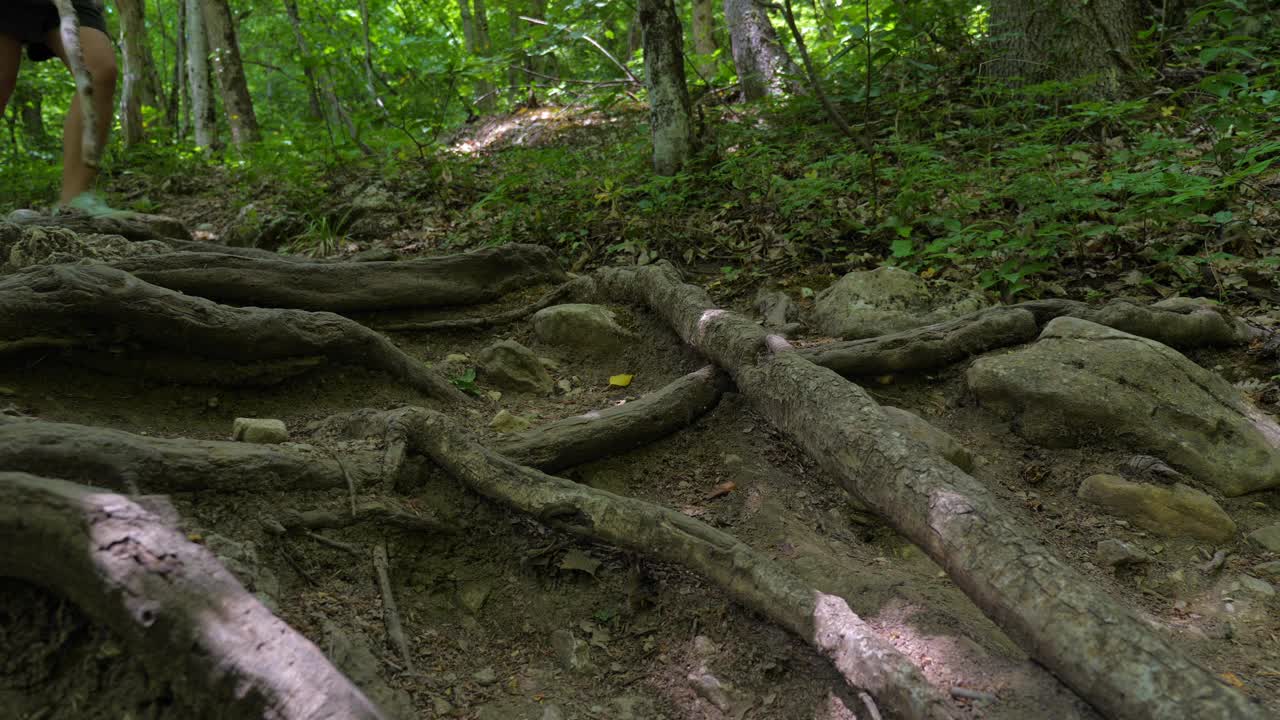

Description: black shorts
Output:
[0,0,109,63]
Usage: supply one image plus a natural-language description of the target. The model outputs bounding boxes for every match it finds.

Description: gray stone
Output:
[232,417,289,444]
[540,706,565,720]
[1247,523,1280,553]
[1232,575,1275,597]
[490,409,533,433]
[532,304,634,354]
[882,406,974,472]
[968,317,1280,496]
[1095,538,1152,567]
[473,667,498,686]
[323,621,415,720]
[478,340,553,393]
[755,289,793,329]
[812,266,987,339]
[550,628,591,672]
[458,579,493,614]
[1251,560,1280,579]
[1077,475,1236,542]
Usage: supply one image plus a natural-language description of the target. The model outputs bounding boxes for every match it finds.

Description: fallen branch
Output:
[373,542,415,673]
[388,407,954,720]
[0,416,364,494]
[0,264,468,404]
[593,262,1263,720]
[0,472,387,720]
[112,243,567,312]
[376,277,589,333]
[495,365,732,472]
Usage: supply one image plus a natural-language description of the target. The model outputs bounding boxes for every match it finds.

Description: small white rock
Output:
[232,418,289,444]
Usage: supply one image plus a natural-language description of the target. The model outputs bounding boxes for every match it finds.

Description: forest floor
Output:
[1,108,1279,720]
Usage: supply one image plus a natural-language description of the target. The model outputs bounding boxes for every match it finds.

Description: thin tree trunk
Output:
[987,0,1143,98]
[185,0,215,147]
[282,0,325,120]
[639,0,693,176]
[116,0,149,145]
[13,86,46,147]
[472,0,495,111]
[723,0,800,100]
[357,0,384,108]
[202,0,261,146]
[691,0,718,80]
[813,0,836,42]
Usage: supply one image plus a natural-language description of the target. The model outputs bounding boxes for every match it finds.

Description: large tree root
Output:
[594,263,1264,720]
[380,407,955,720]
[0,264,468,404]
[7,208,192,242]
[0,473,387,720]
[111,243,567,312]
[495,365,732,472]
[0,416,369,494]
[376,276,591,333]
[802,298,1254,378]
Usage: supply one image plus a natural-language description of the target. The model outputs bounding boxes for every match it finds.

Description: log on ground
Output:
[495,365,732,472]
[595,262,1264,720]
[0,264,468,404]
[0,472,387,720]
[0,416,363,494]
[387,407,954,720]
[112,243,568,311]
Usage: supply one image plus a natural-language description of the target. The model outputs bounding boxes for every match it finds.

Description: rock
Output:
[204,534,280,607]
[490,410,533,433]
[1231,575,1276,598]
[540,706,565,720]
[232,418,289,444]
[223,202,304,250]
[1151,568,1187,598]
[882,406,974,472]
[323,621,415,720]
[555,378,572,395]
[478,340,553,393]
[444,353,470,364]
[812,266,987,339]
[550,628,591,672]
[457,579,493,614]
[1252,560,1280,579]
[532,304,634,354]
[1077,475,1236,542]
[1247,523,1280,553]
[432,697,454,716]
[1095,538,1151,567]
[473,667,498,686]
[755,289,793,329]
[968,317,1280,496]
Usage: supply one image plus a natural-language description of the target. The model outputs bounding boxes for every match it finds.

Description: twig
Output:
[51,0,100,168]
[373,541,415,673]
[950,687,997,703]
[304,530,362,556]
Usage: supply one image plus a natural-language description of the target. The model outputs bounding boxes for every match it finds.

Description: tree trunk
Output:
[723,0,799,100]
[691,0,718,80]
[458,0,496,112]
[987,0,1143,97]
[202,0,261,146]
[116,0,151,146]
[173,0,188,136]
[185,0,215,147]
[639,0,694,176]
[282,0,325,120]
[12,85,46,147]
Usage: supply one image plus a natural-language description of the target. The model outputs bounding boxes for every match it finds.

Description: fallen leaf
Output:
[1219,672,1245,688]
[609,373,634,387]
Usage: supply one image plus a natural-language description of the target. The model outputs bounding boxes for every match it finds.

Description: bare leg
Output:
[44,26,117,204]
[0,34,20,114]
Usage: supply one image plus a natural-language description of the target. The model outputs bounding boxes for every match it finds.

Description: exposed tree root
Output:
[272,500,456,535]
[0,264,468,404]
[375,406,955,720]
[495,365,732,472]
[376,276,591,333]
[0,472,387,720]
[801,307,1038,377]
[0,416,369,493]
[802,298,1254,378]
[373,542,416,673]
[593,263,1264,720]
[7,208,192,242]
[111,243,567,312]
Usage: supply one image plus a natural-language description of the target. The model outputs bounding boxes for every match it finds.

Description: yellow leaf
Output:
[1219,672,1245,688]
[609,373,634,387]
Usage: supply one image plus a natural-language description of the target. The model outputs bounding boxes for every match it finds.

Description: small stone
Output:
[1234,575,1276,597]
[1247,523,1280,553]
[207,396,220,409]
[539,356,561,370]
[489,410,532,433]
[445,353,470,363]
[555,379,572,395]
[232,418,288,444]
[1095,538,1151,567]
[1077,475,1236,542]
[432,697,454,715]
[540,706,565,720]
[458,580,493,614]
[532,304,635,354]
[473,667,498,686]
[477,340,553,394]
[486,390,502,403]
[1251,560,1280,579]
[550,629,591,672]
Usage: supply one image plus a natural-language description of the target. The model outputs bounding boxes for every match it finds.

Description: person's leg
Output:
[0,33,20,116]
[44,25,117,204]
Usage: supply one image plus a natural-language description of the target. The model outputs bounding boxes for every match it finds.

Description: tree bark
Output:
[986,0,1144,97]
[723,0,799,100]
[593,263,1266,720]
[185,0,216,147]
[202,0,261,146]
[639,0,694,176]
[116,0,153,146]
[282,0,325,120]
[458,0,496,112]
[0,473,388,720]
[691,0,719,80]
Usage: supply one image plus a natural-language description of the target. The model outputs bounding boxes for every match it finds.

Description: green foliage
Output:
[451,367,481,396]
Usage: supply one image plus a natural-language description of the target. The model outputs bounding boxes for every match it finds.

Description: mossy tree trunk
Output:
[639,0,694,176]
